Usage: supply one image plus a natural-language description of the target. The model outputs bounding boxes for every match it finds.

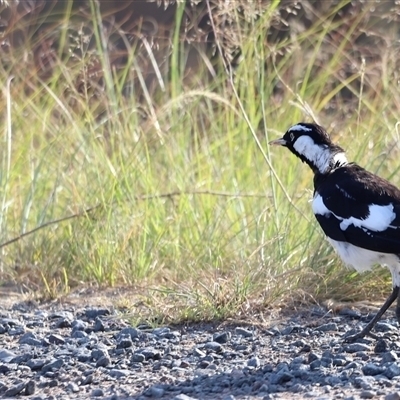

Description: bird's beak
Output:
[269,138,286,146]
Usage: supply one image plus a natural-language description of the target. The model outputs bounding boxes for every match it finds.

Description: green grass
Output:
[0,0,399,321]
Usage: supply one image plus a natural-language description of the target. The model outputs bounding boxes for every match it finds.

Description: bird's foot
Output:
[343,329,378,343]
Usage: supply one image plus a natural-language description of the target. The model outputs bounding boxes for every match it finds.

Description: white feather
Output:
[339,204,396,232]
[293,136,348,174]
[327,238,400,287]
[312,193,330,216]
[312,194,396,233]
[289,124,312,132]
[333,152,348,167]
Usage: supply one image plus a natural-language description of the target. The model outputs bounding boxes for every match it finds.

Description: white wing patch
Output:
[312,193,331,216]
[313,193,396,233]
[339,204,396,232]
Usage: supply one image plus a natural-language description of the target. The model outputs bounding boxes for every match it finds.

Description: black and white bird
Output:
[270,122,400,342]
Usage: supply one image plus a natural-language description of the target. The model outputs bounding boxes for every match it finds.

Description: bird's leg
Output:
[344,286,399,343]
[396,288,400,324]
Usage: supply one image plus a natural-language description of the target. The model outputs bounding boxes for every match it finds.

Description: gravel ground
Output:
[2,297,400,400]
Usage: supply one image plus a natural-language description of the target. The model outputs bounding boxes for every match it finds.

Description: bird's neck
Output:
[304,149,348,175]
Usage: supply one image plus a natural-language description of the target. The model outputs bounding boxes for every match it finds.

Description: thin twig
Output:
[0,190,267,249]
[139,190,268,199]
[0,204,101,249]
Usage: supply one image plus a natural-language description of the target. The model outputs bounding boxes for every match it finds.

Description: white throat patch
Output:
[293,136,347,173]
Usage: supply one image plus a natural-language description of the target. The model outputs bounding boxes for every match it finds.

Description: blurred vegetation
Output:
[0,0,399,321]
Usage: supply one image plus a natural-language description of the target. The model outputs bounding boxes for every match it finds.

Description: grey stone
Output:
[153,327,170,336]
[382,351,398,363]
[362,363,385,376]
[374,338,389,353]
[344,343,371,353]
[291,383,306,393]
[310,359,321,371]
[71,319,87,331]
[75,348,91,362]
[49,311,73,320]
[93,318,105,332]
[354,376,376,390]
[235,327,253,337]
[281,326,294,335]
[117,333,133,349]
[247,357,261,368]
[385,393,400,400]
[308,353,319,363]
[0,349,16,362]
[117,327,140,340]
[18,332,42,346]
[173,394,198,400]
[4,382,26,396]
[138,348,162,360]
[270,371,294,384]
[333,355,350,367]
[96,355,111,367]
[132,353,146,363]
[85,308,110,319]
[91,348,109,360]
[198,360,210,369]
[316,323,338,332]
[213,331,231,344]
[91,388,105,397]
[24,380,35,395]
[42,358,64,374]
[375,322,397,332]
[48,334,65,345]
[144,386,164,398]
[360,390,376,399]
[108,369,130,378]
[71,330,87,339]
[27,358,46,371]
[385,363,400,379]
[204,341,223,353]
[54,317,72,329]
[67,382,80,393]
[193,348,206,357]
[48,379,58,387]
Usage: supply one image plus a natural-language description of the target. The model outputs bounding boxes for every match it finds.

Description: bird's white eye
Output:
[290,132,294,142]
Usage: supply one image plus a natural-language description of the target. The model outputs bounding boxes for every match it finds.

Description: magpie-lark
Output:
[270,122,400,342]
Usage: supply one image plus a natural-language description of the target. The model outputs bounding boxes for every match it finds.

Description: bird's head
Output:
[269,122,348,174]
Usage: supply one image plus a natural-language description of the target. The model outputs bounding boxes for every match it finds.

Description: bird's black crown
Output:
[283,123,333,147]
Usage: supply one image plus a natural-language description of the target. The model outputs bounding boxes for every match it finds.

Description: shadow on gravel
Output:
[133,308,400,400]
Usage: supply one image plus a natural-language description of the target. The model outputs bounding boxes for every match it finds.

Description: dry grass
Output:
[0,0,400,322]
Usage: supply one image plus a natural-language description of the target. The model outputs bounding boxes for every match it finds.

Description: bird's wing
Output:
[313,171,400,254]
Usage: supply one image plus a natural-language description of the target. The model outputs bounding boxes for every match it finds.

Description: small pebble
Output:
[213,331,231,344]
[235,327,253,337]
[91,388,105,397]
[360,390,376,399]
[1,299,400,400]
[96,355,111,367]
[316,323,338,332]
[385,393,400,400]
[25,380,35,395]
[4,382,26,397]
[204,342,223,353]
